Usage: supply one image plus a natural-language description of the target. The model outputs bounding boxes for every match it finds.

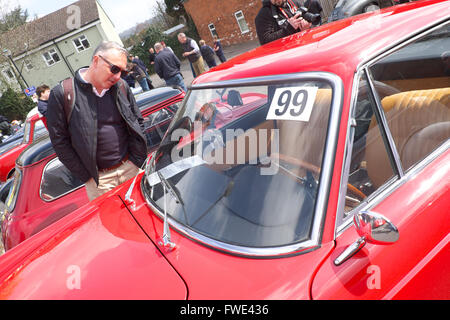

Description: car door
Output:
[312,21,450,299]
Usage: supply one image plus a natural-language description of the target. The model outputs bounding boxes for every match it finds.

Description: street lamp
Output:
[2,48,29,89]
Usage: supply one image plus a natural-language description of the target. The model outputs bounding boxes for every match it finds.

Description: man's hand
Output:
[288,12,311,30]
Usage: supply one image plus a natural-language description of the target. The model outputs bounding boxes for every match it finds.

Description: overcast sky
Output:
[8,0,161,33]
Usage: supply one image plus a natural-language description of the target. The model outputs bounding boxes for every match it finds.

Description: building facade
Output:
[183,0,338,47]
[0,0,123,95]
[184,0,261,46]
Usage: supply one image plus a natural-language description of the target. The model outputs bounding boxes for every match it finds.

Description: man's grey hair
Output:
[92,41,128,60]
[154,42,163,51]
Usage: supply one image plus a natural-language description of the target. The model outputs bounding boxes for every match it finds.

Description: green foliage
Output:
[0,6,28,34]
[0,87,35,121]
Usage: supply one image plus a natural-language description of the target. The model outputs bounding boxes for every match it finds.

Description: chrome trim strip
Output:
[143,72,344,257]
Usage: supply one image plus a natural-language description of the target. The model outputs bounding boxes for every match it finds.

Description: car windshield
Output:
[141,80,333,249]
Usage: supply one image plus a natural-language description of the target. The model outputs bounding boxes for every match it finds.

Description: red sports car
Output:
[0,87,184,252]
[0,111,48,183]
[0,0,448,300]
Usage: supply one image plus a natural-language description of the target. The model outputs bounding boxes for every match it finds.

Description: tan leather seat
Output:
[366,88,450,187]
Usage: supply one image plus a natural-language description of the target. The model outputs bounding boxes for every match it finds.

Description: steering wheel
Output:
[274,153,367,203]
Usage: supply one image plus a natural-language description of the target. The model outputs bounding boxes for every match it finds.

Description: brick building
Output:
[183,0,338,47]
[183,0,261,46]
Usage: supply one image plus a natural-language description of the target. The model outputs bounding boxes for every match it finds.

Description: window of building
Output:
[42,48,61,66]
[2,67,16,82]
[208,23,218,38]
[73,35,91,52]
[235,10,249,34]
[24,59,33,71]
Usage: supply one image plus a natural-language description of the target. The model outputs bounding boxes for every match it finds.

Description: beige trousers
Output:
[85,160,140,201]
[192,56,206,76]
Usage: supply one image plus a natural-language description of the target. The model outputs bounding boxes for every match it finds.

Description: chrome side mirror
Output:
[334,211,399,266]
[354,211,399,245]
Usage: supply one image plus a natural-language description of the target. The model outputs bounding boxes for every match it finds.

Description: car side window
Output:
[344,73,397,215]
[40,158,84,201]
[369,22,450,172]
[143,104,179,150]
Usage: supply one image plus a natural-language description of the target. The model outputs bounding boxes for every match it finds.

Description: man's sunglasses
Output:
[98,55,128,76]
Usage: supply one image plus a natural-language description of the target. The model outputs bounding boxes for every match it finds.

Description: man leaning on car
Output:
[255,0,312,45]
[46,41,148,201]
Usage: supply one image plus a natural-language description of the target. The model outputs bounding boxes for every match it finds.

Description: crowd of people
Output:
[147,33,227,93]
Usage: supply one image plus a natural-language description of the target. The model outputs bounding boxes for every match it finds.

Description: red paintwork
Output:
[0,114,45,182]
[1,92,185,251]
[312,150,450,299]
[0,0,448,299]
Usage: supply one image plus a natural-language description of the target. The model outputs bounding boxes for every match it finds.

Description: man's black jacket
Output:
[47,70,148,185]
[154,49,182,81]
[255,0,302,45]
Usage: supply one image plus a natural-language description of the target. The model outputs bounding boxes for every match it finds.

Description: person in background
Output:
[178,33,206,77]
[0,115,11,142]
[148,47,156,66]
[213,36,227,63]
[199,40,217,69]
[132,56,154,90]
[153,42,187,92]
[161,41,174,53]
[36,84,51,117]
[255,0,311,45]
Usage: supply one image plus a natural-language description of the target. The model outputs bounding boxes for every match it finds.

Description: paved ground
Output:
[147,39,260,90]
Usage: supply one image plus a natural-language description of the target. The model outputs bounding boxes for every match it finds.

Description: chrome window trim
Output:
[364,67,404,177]
[335,18,450,237]
[145,72,344,257]
[39,157,85,203]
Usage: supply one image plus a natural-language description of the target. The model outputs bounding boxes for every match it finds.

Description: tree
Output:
[0,4,28,34]
[0,86,35,121]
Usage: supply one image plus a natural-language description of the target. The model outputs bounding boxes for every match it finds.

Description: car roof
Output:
[194,0,449,85]
[135,87,182,110]
[16,136,54,168]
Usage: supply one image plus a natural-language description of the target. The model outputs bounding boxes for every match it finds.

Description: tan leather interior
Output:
[366,88,450,188]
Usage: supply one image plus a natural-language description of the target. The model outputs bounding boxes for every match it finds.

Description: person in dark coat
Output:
[213,36,227,63]
[199,40,217,68]
[153,42,187,92]
[255,0,311,45]
[36,85,51,117]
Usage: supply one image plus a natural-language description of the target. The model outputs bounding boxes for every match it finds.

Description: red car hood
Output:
[0,193,187,300]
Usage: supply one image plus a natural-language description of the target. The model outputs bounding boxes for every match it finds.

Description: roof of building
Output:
[0,0,100,58]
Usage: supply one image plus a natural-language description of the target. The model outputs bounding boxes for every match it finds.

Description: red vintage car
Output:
[0,0,448,300]
[0,87,184,252]
[0,111,48,183]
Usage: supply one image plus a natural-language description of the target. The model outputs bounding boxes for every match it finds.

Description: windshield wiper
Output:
[156,171,179,251]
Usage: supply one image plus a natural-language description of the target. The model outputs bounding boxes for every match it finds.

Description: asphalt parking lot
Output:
[148,39,260,90]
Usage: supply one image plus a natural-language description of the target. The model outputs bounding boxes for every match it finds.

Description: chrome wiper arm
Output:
[156,171,176,251]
